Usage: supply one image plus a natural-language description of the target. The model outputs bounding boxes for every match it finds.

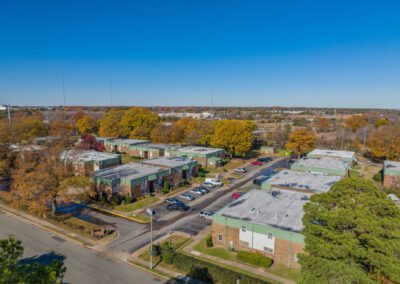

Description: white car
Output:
[234,167,247,173]
[199,210,215,220]
[178,193,195,201]
[205,178,224,187]
[190,188,205,195]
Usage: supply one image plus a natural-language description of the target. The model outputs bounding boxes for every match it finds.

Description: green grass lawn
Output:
[114,196,159,213]
[130,213,151,223]
[193,235,301,282]
[50,216,99,238]
[121,154,143,164]
[193,236,236,261]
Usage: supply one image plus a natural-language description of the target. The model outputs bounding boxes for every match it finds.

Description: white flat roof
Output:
[217,189,310,232]
[308,149,355,159]
[266,169,342,193]
[61,150,120,162]
[177,146,223,155]
[294,157,350,171]
[384,160,400,171]
[142,156,196,168]
[94,163,162,180]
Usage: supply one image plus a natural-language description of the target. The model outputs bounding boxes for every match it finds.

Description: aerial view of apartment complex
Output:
[1,1,399,284]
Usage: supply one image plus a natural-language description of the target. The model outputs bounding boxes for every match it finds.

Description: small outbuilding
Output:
[291,157,351,177]
[383,160,400,188]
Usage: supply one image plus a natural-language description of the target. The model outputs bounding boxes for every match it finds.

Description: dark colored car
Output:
[257,157,272,163]
[166,203,190,211]
[253,175,271,185]
[165,198,183,205]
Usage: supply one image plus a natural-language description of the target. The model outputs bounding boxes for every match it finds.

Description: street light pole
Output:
[146,208,155,270]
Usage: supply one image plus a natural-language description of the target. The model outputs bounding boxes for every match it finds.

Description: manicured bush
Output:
[151,244,160,256]
[206,236,213,247]
[198,171,206,178]
[161,180,170,194]
[237,251,273,268]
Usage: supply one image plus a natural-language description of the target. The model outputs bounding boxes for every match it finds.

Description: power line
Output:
[109,73,113,107]
[62,70,66,108]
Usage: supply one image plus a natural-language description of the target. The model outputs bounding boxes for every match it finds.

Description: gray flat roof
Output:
[217,189,310,232]
[266,169,342,193]
[294,157,350,171]
[94,163,162,180]
[308,149,355,159]
[177,146,224,155]
[142,156,196,168]
[61,150,120,162]
[107,139,149,145]
[384,160,400,171]
[131,143,179,150]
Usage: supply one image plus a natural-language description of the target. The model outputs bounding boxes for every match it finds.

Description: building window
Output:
[241,226,246,232]
[218,234,223,241]
[239,240,249,247]
[267,233,273,239]
[263,247,273,253]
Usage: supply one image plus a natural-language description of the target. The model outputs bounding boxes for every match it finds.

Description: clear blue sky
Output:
[0,0,399,108]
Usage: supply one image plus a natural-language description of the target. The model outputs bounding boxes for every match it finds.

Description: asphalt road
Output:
[0,211,162,284]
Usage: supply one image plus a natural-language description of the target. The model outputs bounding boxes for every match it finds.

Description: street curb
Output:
[87,205,150,224]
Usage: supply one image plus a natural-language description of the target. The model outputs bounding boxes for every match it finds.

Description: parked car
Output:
[199,210,215,220]
[190,188,205,195]
[251,160,263,166]
[202,182,216,188]
[166,203,190,211]
[165,198,183,205]
[253,175,271,185]
[257,157,272,163]
[205,178,224,187]
[199,186,210,194]
[178,193,195,201]
[234,167,247,173]
[231,191,245,200]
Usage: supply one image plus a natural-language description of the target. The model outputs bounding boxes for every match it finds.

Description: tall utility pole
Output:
[7,105,11,126]
[109,73,113,107]
[62,71,66,108]
[146,209,155,270]
[211,85,215,118]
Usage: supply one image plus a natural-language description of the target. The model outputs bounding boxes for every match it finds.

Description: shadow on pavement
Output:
[19,251,66,266]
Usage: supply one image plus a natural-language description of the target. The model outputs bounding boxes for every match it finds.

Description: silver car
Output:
[199,210,215,220]
[179,193,195,201]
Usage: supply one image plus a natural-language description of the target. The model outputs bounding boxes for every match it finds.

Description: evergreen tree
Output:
[300,177,400,284]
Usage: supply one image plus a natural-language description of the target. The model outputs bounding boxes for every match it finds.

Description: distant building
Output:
[61,150,121,176]
[291,157,351,177]
[104,139,149,154]
[33,136,60,145]
[94,163,169,197]
[383,160,400,188]
[142,156,198,186]
[212,189,309,268]
[128,143,181,159]
[0,105,7,111]
[307,149,356,163]
[260,146,274,155]
[158,112,213,119]
[171,146,225,168]
[262,169,342,193]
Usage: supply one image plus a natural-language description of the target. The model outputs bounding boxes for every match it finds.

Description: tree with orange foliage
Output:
[286,129,316,155]
[367,125,400,160]
[75,115,97,135]
[315,117,330,132]
[10,142,73,217]
[346,115,367,133]
[98,108,124,137]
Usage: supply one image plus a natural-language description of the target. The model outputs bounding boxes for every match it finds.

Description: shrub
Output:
[373,170,383,182]
[124,196,134,204]
[198,171,206,178]
[206,236,213,247]
[151,244,160,256]
[161,180,170,194]
[237,251,273,268]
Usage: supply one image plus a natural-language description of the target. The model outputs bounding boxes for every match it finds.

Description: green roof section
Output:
[291,157,350,176]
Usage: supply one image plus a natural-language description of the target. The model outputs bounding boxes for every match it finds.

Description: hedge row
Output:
[161,247,272,284]
[237,251,273,268]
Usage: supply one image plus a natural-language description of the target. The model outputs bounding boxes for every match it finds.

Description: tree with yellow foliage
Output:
[98,108,124,137]
[210,120,255,157]
[285,129,316,155]
[346,115,367,133]
[119,107,159,139]
[367,125,400,160]
[75,115,97,135]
